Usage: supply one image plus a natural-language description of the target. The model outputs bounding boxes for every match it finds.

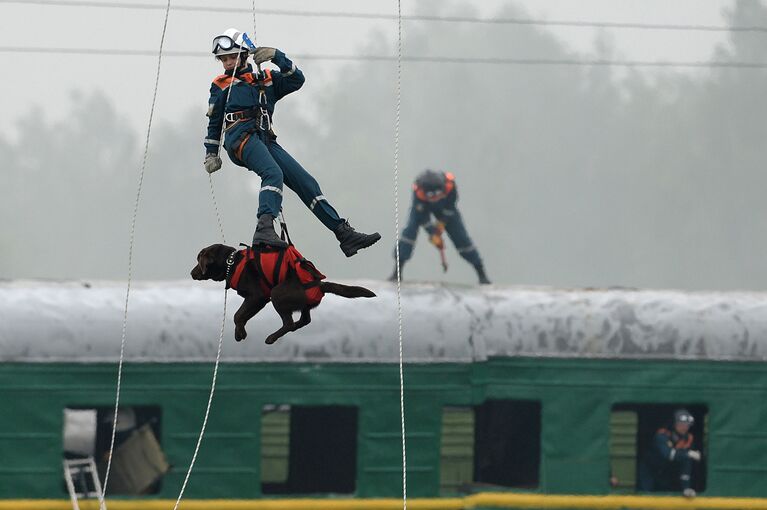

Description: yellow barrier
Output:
[470,493,767,509]
[7,493,767,510]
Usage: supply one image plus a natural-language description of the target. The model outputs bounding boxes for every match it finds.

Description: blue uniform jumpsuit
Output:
[204,51,343,231]
[396,173,484,269]
[637,428,695,492]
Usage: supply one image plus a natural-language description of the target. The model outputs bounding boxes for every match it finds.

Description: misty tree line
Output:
[2,0,766,289]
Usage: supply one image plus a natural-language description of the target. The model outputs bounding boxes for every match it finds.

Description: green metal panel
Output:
[440,407,474,494]
[2,357,767,499]
[609,410,637,491]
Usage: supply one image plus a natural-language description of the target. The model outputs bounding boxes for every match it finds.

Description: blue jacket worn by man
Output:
[391,169,490,284]
[637,409,702,497]
[204,28,380,256]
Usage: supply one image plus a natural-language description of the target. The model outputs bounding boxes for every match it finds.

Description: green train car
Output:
[1,280,766,507]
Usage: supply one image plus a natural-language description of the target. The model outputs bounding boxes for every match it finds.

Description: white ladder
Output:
[63,457,104,510]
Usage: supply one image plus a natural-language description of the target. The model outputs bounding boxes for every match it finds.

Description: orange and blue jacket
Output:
[204,51,304,155]
[413,172,458,230]
[650,428,695,465]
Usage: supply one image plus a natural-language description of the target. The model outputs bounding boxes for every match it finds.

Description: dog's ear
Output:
[197,250,210,276]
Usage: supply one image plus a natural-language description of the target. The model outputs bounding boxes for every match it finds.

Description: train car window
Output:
[440,407,475,494]
[261,404,290,487]
[611,403,708,494]
[609,409,638,491]
[62,406,167,495]
[474,400,541,489]
[261,405,358,494]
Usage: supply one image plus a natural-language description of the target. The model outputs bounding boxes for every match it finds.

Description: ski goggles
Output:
[212,32,255,55]
[421,188,449,202]
[676,413,694,424]
[212,34,241,54]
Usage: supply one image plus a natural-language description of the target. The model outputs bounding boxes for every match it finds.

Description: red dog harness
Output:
[228,245,326,306]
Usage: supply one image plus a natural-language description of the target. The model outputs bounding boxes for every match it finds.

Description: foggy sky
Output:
[2,0,766,290]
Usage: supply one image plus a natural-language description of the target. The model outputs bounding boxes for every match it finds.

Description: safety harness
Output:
[227,244,326,306]
[222,68,277,161]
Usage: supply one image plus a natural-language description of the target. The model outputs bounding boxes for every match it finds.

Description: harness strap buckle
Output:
[259,108,271,131]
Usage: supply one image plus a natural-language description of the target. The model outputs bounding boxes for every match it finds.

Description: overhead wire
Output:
[3,0,767,33]
[2,46,767,69]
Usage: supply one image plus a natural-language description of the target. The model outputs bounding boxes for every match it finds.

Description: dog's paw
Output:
[265,335,279,345]
[235,326,247,342]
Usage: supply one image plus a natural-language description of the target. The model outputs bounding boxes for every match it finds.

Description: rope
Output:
[171,32,252,510]
[392,1,407,509]
[251,0,265,100]
[171,9,267,507]
[99,1,172,508]
[171,288,228,510]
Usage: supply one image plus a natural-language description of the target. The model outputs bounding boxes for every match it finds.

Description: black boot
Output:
[476,265,491,285]
[253,214,288,249]
[334,221,381,257]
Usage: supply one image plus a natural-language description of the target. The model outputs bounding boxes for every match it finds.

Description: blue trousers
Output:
[227,135,344,231]
[397,203,483,268]
[637,457,693,491]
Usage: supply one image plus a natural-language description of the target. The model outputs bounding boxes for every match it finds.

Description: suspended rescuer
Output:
[203,28,380,256]
[390,169,490,284]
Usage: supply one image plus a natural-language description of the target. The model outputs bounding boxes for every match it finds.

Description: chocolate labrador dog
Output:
[191,243,375,345]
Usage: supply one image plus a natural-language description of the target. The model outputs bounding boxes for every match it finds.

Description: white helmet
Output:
[211,28,254,57]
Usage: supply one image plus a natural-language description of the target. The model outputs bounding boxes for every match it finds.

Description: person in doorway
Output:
[390,169,490,284]
[203,28,380,256]
[638,409,702,497]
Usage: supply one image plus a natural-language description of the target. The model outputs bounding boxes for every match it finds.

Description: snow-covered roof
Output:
[2,280,767,363]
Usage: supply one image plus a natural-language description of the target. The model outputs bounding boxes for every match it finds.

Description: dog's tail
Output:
[320,281,376,298]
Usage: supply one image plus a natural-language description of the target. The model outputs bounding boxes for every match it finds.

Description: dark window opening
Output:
[261,405,357,494]
[439,401,542,493]
[62,406,167,496]
[472,400,541,490]
[610,403,708,494]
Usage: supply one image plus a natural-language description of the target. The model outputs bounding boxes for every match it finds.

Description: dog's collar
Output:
[224,249,239,289]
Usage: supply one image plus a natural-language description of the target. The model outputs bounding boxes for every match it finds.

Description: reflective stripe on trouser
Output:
[395,204,484,268]
[229,135,284,218]
[228,136,343,229]
[444,210,483,268]
[395,202,431,263]
[266,141,343,231]
[679,458,693,490]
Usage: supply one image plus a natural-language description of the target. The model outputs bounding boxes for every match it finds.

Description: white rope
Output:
[392,1,407,509]
[171,26,250,510]
[171,5,272,505]
[100,1,172,508]
[171,289,227,510]
[251,0,257,37]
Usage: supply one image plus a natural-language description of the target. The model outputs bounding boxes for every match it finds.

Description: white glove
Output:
[687,450,701,461]
[252,47,276,65]
[204,153,222,174]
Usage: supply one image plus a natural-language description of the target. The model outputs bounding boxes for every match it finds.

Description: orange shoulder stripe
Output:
[213,74,234,90]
